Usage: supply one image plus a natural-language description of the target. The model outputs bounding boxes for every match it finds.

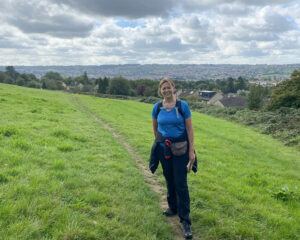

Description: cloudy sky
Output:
[0,0,299,65]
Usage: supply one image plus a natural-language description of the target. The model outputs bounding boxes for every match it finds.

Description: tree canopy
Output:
[268,70,300,110]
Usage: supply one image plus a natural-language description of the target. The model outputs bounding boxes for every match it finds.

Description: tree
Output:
[41,71,64,90]
[16,76,26,86]
[5,66,18,82]
[0,72,6,83]
[268,70,300,110]
[75,71,90,85]
[43,71,63,81]
[136,84,146,96]
[247,84,265,110]
[82,71,89,85]
[225,77,235,93]
[108,76,130,95]
[97,77,109,93]
[236,76,247,90]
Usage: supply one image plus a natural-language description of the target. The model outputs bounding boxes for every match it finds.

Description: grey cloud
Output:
[51,0,176,18]
[237,42,269,57]
[263,12,297,32]
[1,1,94,38]
[49,0,294,18]
[228,32,279,42]
[8,15,93,38]
[182,0,289,10]
[0,37,32,49]
[240,48,268,57]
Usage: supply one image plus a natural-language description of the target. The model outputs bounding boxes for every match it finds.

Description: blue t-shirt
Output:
[152,100,191,138]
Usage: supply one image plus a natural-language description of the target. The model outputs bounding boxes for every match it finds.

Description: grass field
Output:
[0,84,173,239]
[0,83,299,239]
[80,95,300,239]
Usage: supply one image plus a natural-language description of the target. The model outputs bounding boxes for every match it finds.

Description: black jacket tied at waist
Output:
[149,132,198,174]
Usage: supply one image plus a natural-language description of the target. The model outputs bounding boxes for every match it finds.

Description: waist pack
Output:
[170,141,188,156]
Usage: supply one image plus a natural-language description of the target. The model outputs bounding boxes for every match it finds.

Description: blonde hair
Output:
[158,77,176,97]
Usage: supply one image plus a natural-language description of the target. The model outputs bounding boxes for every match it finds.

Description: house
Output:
[199,90,216,101]
[178,89,199,98]
[208,92,224,105]
[214,95,247,108]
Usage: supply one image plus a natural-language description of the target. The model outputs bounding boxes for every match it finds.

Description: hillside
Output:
[0,83,299,239]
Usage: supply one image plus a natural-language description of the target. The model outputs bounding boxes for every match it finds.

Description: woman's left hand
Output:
[187,151,195,172]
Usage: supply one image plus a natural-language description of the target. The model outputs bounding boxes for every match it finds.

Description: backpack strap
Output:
[154,99,183,119]
[175,99,184,117]
[154,101,163,119]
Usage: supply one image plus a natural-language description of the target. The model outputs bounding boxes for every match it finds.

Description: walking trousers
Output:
[158,144,191,225]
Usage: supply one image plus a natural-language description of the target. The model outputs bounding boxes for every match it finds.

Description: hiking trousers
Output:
[158,144,191,225]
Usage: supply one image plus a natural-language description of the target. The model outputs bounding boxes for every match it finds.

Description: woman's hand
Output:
[187,150,195,172]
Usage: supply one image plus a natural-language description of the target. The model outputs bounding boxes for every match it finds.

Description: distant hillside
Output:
[1,64,299,80]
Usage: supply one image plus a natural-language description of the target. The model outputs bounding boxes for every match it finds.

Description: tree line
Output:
[0,66,299,111]
[0,66,249,95]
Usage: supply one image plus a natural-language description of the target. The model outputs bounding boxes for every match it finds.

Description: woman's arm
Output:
[185,118,195,171]
[152,119,158,138]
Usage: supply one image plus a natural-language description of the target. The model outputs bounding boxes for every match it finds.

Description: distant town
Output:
[0,64,299,82]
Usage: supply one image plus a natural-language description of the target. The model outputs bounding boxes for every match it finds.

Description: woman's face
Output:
[160,82,174,98]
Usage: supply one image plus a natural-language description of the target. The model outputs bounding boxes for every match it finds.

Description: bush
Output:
[268,70,300,110]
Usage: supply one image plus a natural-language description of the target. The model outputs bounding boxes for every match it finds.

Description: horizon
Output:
[1,63,300,67]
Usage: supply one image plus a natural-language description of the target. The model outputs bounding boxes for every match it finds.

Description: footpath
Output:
[71,95,196,240]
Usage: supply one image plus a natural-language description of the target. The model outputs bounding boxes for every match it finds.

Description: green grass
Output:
[0,84,173,239]
[1,83,299,239]
[79,95,300,240]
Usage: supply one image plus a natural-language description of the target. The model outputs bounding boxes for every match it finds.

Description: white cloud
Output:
[0,0,299,64]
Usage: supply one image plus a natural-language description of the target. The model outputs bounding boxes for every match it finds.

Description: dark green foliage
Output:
[74,71,91,86]
[268,70,300,110]
[96,77,109,93]
[57,144,74,152]
[27,80,41,89]
[129,79,159,97]
[225,77,235,93]
[43,71,64,81]
[272,186,297,202]
[236,76,247,90]
[247,84,269,110]
[0,72,6,83]
[0,66,250,98]
[0,174,8,184]
[108,76,130,95]
[82,71,89,85]
[195,105,300,148]
[5,66,18,82]
[41,71,64,90]
[0,126,18,137]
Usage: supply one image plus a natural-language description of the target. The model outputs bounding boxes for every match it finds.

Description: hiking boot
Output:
[162,208,177,217]
[182,221,192,239]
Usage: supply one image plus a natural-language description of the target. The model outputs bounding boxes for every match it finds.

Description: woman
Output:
[150,78,196,239]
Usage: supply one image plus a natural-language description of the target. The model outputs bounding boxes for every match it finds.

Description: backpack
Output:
[153,99,184,119]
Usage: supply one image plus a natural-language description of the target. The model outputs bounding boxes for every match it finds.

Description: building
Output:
[199,90,216,101]
[214,95,247,108]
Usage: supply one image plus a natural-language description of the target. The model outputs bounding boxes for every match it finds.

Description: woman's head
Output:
[158,77,176,98]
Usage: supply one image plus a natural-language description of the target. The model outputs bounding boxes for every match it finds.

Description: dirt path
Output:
[71,95,194,240]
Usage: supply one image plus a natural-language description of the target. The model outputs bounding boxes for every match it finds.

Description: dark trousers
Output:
[158,144,191,224]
